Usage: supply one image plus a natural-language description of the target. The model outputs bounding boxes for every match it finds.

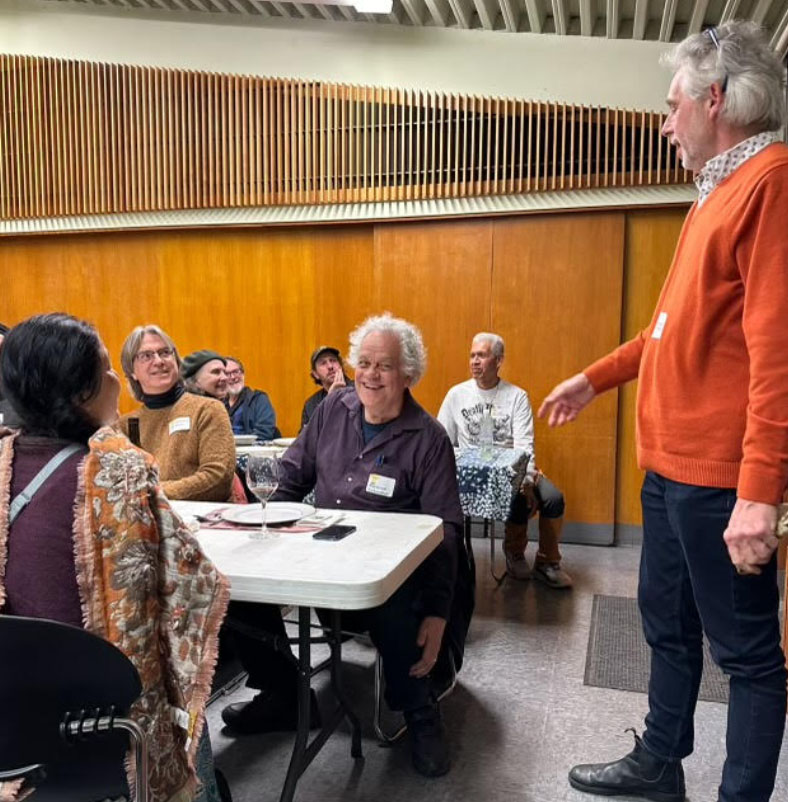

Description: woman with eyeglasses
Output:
[119,324,236,502]
[0,314,230,802]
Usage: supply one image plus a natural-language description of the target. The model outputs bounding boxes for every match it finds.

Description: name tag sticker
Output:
[366,473,396,498]
[652,312,668,340]
[169,416,191,435]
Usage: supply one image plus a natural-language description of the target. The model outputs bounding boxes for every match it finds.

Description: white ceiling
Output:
[41,0,788,57]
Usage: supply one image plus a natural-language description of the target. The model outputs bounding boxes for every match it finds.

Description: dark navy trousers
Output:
[639,472,786,802]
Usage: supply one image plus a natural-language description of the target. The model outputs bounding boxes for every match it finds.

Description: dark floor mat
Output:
[583,594,729,704]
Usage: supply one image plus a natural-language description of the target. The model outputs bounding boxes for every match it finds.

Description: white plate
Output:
[220,502,315,526]
[234,435,258,446]
[272,437,296,447]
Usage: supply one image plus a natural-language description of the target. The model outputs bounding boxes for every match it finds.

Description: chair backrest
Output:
[0,615,142,801]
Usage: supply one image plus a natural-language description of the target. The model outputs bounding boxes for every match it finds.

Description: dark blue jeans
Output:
[639,472,786,802]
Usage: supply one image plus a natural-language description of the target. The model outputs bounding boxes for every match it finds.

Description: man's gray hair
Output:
[661,21,786,132]
[120,324,180,401]
[348,313,427,386]
[473,332,505,359]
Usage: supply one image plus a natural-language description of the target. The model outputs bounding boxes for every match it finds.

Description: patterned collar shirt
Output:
[695,131,781,206]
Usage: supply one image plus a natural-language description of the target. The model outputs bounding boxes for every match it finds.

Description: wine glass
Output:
[245,450,281,539]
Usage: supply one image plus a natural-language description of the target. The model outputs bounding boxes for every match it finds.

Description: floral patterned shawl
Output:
[0,428,230,802]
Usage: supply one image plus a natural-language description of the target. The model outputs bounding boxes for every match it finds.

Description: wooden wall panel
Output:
[615,208,686,525]
[0,226,375,436]
[491,214,626,526]
[372,220,493,416]
[1,209,680,529]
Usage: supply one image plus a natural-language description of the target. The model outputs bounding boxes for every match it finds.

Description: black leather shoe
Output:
[405,704,450,778]
[221,689,321,735]
[568,731,685,802]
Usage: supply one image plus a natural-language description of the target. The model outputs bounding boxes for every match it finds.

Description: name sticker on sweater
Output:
[366,473,396,498]
[652,312,668,340]
[169,416,191,435]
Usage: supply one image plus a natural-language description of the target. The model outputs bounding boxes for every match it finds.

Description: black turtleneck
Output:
[142,382,185,410]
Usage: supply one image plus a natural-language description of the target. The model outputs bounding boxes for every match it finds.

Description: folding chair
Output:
[0,615,149,802]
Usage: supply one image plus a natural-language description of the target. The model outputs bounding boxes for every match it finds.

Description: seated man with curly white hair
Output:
[222,313,473,778]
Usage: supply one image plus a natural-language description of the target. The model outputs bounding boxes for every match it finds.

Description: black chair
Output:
[0,615,149,802]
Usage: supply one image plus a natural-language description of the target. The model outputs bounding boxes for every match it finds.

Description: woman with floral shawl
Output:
[0,314,230,802]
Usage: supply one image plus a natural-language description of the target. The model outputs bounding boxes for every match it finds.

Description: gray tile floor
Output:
[206,540,788,802]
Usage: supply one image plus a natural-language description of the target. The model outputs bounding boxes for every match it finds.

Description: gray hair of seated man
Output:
[348,312,427,386]
[120,324,181,401]
[472,332,505,360]
[661,21,786,132]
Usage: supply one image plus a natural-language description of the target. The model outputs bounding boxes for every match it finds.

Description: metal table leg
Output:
[488,520,507,584]
[279,607,363,802]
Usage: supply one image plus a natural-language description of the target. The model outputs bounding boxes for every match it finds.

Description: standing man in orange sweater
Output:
[540,22,788,802]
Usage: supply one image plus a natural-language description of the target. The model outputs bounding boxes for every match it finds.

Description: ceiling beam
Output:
[170,0,197,13]
[752,0,774,25]
[336,4,357,20]
[687,0,709,34]
[719,0,741,24]
[447,0,473,27]
[387,3,405,23]
[472,0,497,29]
[551,0,566,34]
[424,0,451,25]
[269,1,292,17]
[606,0,619,39]
[399,0,426,24]
[632,0,648,40]
[313,2,335,19]
[247,0,272,15]
[185,0,210,11]
[579,0,594,36]
[523,0,543,33]
[224,0,252,12]
[500,0,521,31]
[659,0,678,42]
[292,3,314,18]
[770,4,788,60]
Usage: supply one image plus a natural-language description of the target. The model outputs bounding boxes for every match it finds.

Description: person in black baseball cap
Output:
[300,345,353,430]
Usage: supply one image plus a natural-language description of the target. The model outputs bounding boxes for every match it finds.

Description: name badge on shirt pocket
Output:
[169,416,191,435]
[366,473,396,498]
[651,311,668,340]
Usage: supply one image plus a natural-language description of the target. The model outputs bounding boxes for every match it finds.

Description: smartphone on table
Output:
[312,524,356,541]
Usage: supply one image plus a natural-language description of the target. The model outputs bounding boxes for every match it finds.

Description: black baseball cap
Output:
[310,346,341,371]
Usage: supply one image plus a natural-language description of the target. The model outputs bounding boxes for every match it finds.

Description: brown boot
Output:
[504,522,532,581]
[534,516,573,588]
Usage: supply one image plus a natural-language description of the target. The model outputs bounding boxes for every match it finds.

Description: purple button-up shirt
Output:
[276,387,464,619]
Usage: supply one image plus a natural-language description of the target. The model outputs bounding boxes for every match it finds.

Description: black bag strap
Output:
[9,443,84,525]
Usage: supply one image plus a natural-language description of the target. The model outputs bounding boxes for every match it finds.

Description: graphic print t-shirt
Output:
[437,379,536,480]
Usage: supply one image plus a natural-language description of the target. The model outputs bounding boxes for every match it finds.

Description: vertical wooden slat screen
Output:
[0,53,691,221]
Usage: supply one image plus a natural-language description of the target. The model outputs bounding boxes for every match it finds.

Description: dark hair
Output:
[0,314,104,443]
[0,323,9,337]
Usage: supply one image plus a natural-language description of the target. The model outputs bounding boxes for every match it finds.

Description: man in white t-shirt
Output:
[437,333,572,588]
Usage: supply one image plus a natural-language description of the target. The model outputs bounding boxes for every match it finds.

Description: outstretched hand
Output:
[537,373,596,427]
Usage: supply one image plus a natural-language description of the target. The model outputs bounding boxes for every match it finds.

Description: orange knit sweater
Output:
[585,143,788,505]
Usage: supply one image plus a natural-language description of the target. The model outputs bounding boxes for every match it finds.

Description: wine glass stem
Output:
[261,499,268,533]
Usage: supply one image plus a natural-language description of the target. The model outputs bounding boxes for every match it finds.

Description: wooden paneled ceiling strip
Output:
[0,54,691,221]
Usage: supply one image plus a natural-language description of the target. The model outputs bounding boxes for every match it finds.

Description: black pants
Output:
[227,571,435,712]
